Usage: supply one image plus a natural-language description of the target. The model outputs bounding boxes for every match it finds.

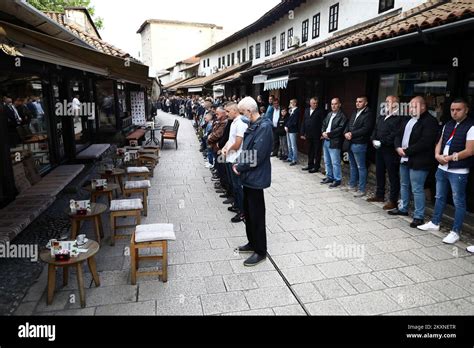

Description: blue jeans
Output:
[432,168,468,234]
[348,143,368,192]
[399,164,429,220]
[323,140,342,182]
[287,133,298,163]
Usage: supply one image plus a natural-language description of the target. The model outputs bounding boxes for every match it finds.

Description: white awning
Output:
[188,87,203,93]
[213,84,225,92]
[264,75,289,91]
[253,74,268,84]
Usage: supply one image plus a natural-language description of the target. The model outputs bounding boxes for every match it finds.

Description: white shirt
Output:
[273,108,280,128]
[72,98,81,111]
[326,112,337,133]
[400,117,418,163]
[225,116,248,163]
[439,124,474,174]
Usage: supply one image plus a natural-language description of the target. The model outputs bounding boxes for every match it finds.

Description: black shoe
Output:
[290,162,297,166]
[228,206,239,213]
[271,154,278,157]
[302,166,311,171]
[321,178,334,185]
[223,198,234,205]
[329,181,341,188]
[219,194,230,198]
[410,219,424,229]
[215,189,226,194]
[280,157,288,161]
[309,168,319,174]
[236,243,254,254]
[231,214,245,223]
[388,209,409,216]
[244,253,267,267]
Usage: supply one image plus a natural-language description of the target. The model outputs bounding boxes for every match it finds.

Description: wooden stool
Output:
[110,199,143,246]
[130,224,176,285]
[142,146,160,157]
[126,167,151,180]
[123,180,151,216]
[138,155,159,173]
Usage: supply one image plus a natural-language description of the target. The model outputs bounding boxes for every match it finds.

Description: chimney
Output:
[64,7,100,39]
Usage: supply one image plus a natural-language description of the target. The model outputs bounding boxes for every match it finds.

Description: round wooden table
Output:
[40,240,100,308]
[98,168,125,194]
[66,203,107,244]
[84,183,120,204]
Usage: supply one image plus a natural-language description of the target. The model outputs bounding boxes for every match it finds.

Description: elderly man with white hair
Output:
[233,96,273,266]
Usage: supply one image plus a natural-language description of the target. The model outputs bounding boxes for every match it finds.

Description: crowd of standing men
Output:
[164,92,474,255]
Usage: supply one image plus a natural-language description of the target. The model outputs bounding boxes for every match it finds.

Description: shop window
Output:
[1,73,52,176]
[377,72,448,123]
[96,80,116,131]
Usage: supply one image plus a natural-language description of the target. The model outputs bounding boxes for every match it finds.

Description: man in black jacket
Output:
[344,96,374,197]
[368,95,406,210]
[301,97,324,173]
[390,96,439,228]
[321,98,347,188]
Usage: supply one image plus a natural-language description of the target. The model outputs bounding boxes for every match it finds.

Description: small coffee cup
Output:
[77,234,86,244]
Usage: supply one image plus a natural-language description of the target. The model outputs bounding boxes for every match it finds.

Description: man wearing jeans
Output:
[321,98,347,188]
[417,99,474,244]
[390,97,439,228]
[344,96,374,198]
[222,102,248,224]
[286,99,300,166]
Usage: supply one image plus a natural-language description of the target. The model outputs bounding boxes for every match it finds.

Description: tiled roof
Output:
[178,56,200,65]
[181,61,252,88]
[43,11,131,59]
[213,72,242,85]
[269,0,474,68]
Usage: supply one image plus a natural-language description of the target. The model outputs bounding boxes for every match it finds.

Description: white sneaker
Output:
[417,221,440,232]
[353,191,366,198]
[467,246,474,253]
[442,231,460,245]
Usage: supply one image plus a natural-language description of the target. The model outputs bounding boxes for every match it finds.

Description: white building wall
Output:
[198,0,426,77]
[141,22,224,76]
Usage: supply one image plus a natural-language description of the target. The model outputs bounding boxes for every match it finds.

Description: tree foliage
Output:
[27,0,104,29]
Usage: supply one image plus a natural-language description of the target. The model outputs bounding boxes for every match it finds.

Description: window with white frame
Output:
[272,37,277,54]
[256,43,261,59]
[265,40,270,57]
[249,46,254,60]
[379,0,394,13]
[280,32,286,51]
[287,28,293,48]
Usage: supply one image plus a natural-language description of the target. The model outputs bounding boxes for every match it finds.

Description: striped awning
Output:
[264,75,289,91]
[252,74,268,84]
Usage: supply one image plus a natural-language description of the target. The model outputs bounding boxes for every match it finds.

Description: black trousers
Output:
[375,148,401,204]
[243,186,267,256]
[307,137,322,170]
[214,153,231,192]
[272,128,280,156]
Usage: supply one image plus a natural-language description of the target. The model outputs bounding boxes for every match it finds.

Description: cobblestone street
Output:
[14,110,474,316]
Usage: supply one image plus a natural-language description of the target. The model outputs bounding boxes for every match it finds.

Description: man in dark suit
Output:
[321,98,348,188]
[344,96,374,197]
[390,96,439,229]
[301,97,324,173]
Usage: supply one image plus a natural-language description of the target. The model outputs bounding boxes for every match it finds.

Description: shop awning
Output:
[264,75,289,91]
[213,84,225,92]
[253,74,268,84]
[181,61,251,89]
[188,87,203,93]
[0,21,149,86]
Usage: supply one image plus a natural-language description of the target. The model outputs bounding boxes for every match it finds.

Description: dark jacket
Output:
[287,107,300,133]
[276,114,288,137]
[207,118,228,152]
[301,108,324,139]
[321,110,347,149]
[395,112,439,170]
[236,116,273,189]
[218,120,233,150]
[440,118,474,169]
[371,113,408,150]
[344,107,374,144]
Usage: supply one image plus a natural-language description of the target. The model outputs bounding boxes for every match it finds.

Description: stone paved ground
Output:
[14,110,474,316]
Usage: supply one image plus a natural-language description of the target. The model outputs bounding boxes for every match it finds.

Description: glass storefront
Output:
[1,72,52,175]
[377,71,448,123]
[96,80,116,131]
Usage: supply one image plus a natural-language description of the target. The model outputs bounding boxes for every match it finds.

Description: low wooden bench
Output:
[161,120,180,150]
[126,128,147,146]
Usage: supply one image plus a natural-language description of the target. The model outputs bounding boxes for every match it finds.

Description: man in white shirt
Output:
[271,98,281,157]
[223,102,248,223]
[417,99,474,245]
